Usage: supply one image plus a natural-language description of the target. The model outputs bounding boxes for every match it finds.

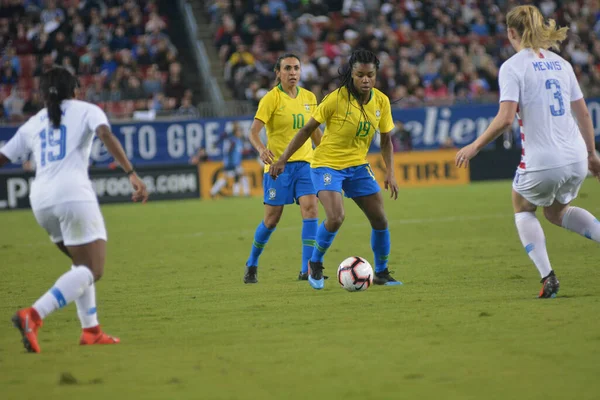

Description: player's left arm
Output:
[378,97,399,199]
[380,130,398,200]
[456,101,517,168]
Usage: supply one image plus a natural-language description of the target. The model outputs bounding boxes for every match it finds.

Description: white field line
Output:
[1,213,509,248]
[185,213,508,238]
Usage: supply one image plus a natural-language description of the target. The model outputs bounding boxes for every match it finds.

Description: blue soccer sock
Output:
[301,218,318,273]
[246,221,275,267]
[372,228,391,273]
[310,221,338,263]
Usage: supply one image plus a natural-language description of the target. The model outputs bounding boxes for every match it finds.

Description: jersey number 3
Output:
[39,125,67,167]
[545,79,565,117]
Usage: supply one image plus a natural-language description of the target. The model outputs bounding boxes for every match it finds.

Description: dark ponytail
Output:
[40,67,78,128]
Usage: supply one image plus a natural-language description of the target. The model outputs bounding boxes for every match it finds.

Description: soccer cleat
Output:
[373,269,403,286]
[298,271,329,281]
[12,308,43,353]
[308,261,325,290]
[244,266,258,284]
[538,271,560,298]
[80,326,120,345]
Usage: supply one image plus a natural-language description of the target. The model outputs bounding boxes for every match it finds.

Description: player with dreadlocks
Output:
[269,49,401,290]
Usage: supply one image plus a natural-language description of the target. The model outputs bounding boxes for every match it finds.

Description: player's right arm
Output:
[0,126,29,168]
[248,119,274,165]
[269,117,321,178]
[251,91,276,165]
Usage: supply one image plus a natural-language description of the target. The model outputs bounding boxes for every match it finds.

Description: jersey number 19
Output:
[39,125,67,167]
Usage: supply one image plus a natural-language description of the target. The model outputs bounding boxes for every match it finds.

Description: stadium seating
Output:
[206,0,600,104]
[0,0,183,121]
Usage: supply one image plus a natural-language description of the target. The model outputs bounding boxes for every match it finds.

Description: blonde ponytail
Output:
[507,5,568,51]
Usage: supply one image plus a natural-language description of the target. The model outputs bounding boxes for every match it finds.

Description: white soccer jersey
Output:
[499,48,587,171]
[0,99,110,210]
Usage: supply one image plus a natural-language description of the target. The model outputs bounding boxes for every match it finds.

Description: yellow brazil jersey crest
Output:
[254,84,318,172]
[311,87,395,170]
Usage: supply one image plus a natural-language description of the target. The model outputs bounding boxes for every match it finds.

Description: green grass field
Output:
[1,179,599,400]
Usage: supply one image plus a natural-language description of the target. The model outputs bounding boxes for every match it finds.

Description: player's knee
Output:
[329,213,345,230]
[543,207,564,226]
[371,216,388,230]
[82,264,103,282]
[264,215,280,229]
[302,203,319,219]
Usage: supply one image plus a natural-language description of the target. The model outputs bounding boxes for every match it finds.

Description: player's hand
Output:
[260,148,275,165]
[269,159,285,179]
[588,153,600,181]
[384,173,399,200]
[455,144,478,168]
[129,173,149,203]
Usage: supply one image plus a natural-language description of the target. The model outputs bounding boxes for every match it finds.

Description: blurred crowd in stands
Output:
[0,0,197,122]
[207,0,600,106]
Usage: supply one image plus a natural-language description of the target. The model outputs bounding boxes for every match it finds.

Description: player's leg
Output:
[244,171,287,283]
[308,167,346,290]
[298,194,318,280]
[52,241,100,338]
[61,202,118,345]
[55,242,71,258]
[232,172,240,196]
[544,161,600,242]
[309,190,343,289]
[237,165,250,196]
[345,165,400,286]
[210,167,230,197]
[512,170,559,298]
[12,203,109,352]
[244,204,283,283]
[295,162,319,280]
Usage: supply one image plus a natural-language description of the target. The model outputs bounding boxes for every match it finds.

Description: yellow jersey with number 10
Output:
[254,84,318,172]
[311,87,394,170]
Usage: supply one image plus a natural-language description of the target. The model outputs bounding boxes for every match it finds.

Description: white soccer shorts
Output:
[512,160,588,207]
[32,201,107,246]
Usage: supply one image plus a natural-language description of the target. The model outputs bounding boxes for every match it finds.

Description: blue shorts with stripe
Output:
[311,164,380,198]
[263,161,316,205]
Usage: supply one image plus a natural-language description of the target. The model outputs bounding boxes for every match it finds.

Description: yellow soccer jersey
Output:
[254,84,317,172]
[311,87,395,170]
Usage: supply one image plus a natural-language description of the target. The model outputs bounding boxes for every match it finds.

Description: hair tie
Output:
[49,86,58,95]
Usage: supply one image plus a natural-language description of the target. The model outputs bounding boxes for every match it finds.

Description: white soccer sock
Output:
[515,212,553,278]
[561,206,600,242]
[72,266,99,328]
[33,265,94,319]
[210,178,227,196]
[233,182,240,196]
[241,176,250,195]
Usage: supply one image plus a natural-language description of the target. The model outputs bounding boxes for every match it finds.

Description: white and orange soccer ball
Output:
[337,256,373,292]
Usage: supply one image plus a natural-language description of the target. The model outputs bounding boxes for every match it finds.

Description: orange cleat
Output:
[12,308,43,353]
[79,325,120,345]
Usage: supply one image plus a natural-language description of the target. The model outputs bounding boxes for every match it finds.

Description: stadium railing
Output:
[178,0,225,108]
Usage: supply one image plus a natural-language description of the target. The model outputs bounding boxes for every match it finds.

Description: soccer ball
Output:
[337,256,373,292]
